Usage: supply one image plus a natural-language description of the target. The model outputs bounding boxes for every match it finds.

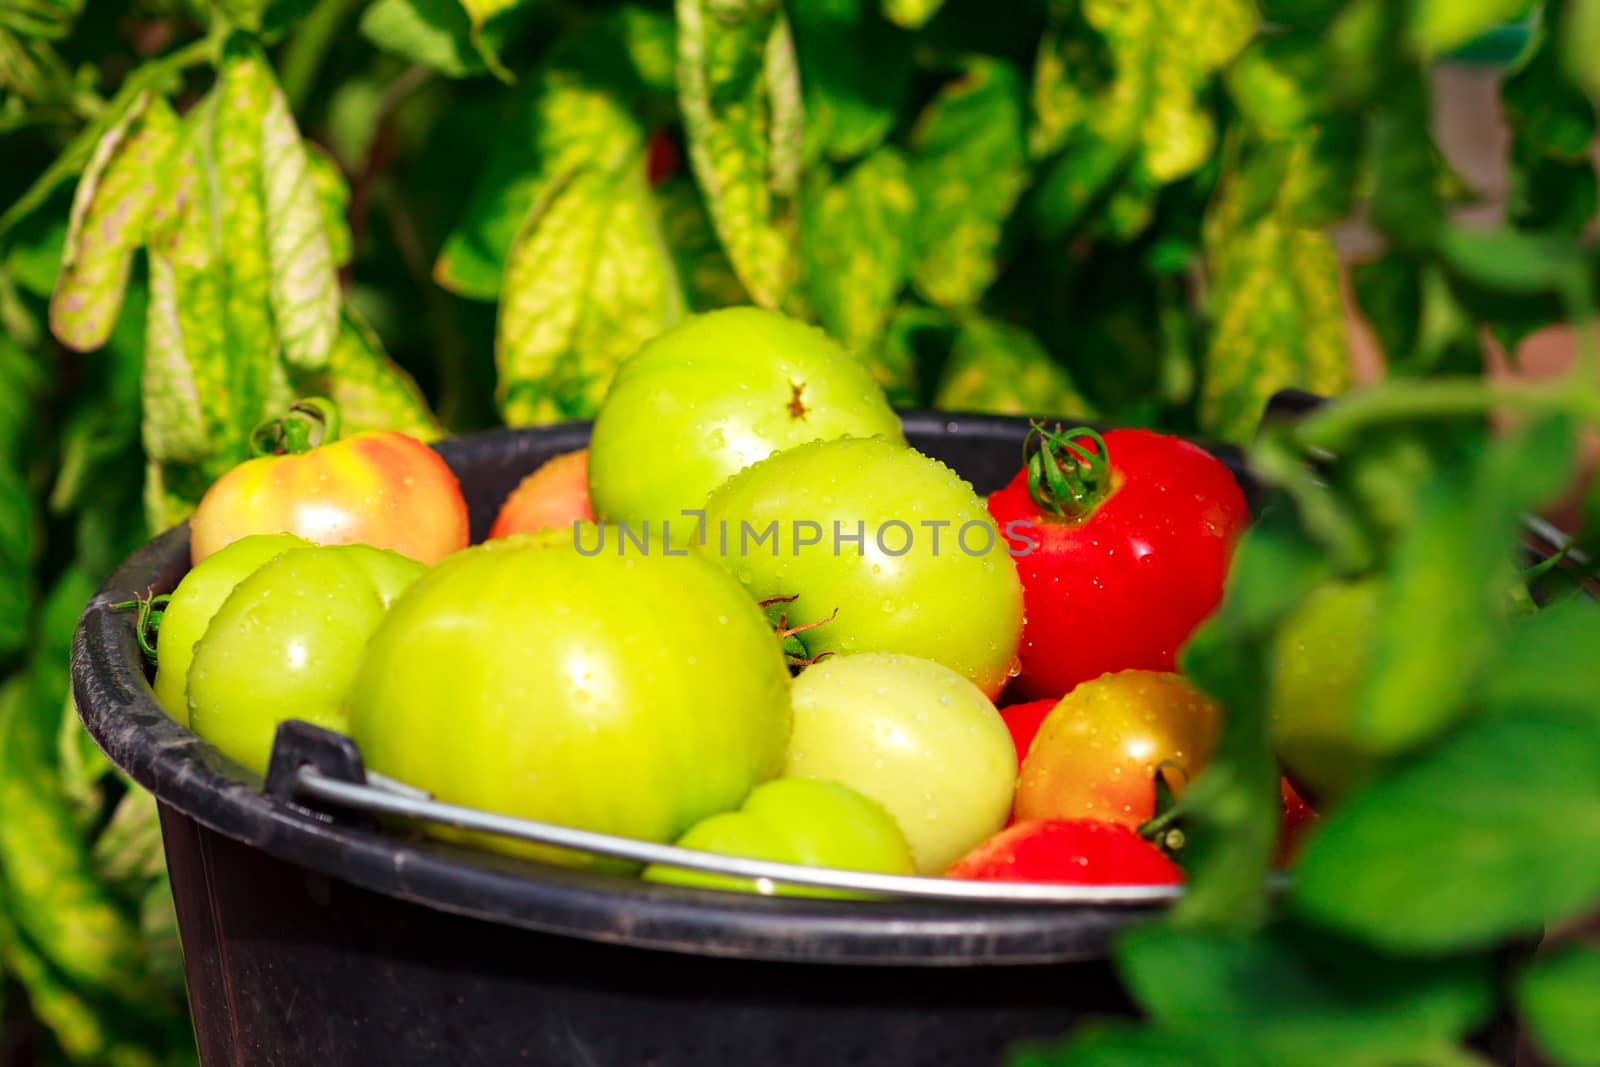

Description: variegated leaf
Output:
[934,317,1092,419]
[260,79,339,370]
[800,148,915,352]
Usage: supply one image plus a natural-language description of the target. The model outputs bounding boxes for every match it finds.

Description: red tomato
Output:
[489,449,595,539]
[999,697,1058,766]
[646,130,679,186]
[986,426,1249,699]
[945,819,1182,885]
[189,399,469,566]
[1014,669,1221,831]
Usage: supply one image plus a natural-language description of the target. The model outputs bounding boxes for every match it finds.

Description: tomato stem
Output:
[249,397,342,457]
[110,592,171,664]
[1024,423,1112,519]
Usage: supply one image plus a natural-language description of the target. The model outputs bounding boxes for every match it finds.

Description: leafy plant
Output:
[2,0,1599,1062]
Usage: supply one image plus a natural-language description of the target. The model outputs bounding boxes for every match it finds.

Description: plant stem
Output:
[1294,378,1600,453]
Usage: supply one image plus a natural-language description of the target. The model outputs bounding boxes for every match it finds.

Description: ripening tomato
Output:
[489,449,595,539]
[986,426,1249,700]
[945,820,1182,885]
[1014,670,1222,831]
[188,398,469,565]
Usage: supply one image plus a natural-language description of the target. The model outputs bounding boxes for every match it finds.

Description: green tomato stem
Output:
[248,397,342,457]
[1024,423,1112,520]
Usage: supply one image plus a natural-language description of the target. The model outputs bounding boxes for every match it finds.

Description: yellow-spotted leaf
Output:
[676,0,799,308]
[800,148,915,353]
[881,0,943,29]
[291,310,442,440]
[654,177,747,310]
[304,142,352,268]
[934,317,1092,419]
[497,160,684,424]
[907,58,1027,308]
[261,77,339,371]
[1201,161,1350,443]
[49,92,178,352]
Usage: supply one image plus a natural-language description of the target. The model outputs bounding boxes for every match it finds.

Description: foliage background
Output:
[3,0,1600,1062]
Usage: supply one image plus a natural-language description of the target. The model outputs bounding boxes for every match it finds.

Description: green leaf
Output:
[1369,76,1447,247]
[1280,114,1362,228]
[291,309,443,440]
[1504,21,1597,161]
[435,8,674,299]
[1226,31,1329,137]
[1517,945,1600,1067]
[1291,713,1600,952]
[261,69,339,372]
[1172,505,1330,928]
[881,0,943,29]
[906,58,1028,308]
[675,0,799,308]
[800,149,915,353]
[304,142,352,268]
[1482,595,1600,728]
[1029,14,1113,159]
[1564,0,1600,98]
[1410,0,1532,55]
[1349,255,1421,368]
[1009,1023,1226,1067]
[0,335,41,663]
[1436,226,1587,296]
[791,0,909,162]
[869,303,949,408]
[1351,416,1575,755]
[49,92,178,352]
[933,317,1091,419]
[1201,152,1350,443]
[1116,925,1495,1064]
[360,0,490,78]
[496,159,684,424]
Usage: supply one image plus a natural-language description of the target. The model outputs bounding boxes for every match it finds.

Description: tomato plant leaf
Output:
[0,336,41,663]
[881,0,943,30]
[1482,594,1600,728]
[1410,0,1533,54]
[1116,925,1495,1064]
[675,0,798,308]
[304,142,352,268]
[654,176,746,310]
[799,148,915,353]
[1009,1022,1227,1067]
[1351,416,1575,756]
[1517,944,1600,1067]
[1291,713,1600,952]
[360,0,491,78]
[49,92,177,353]
[791,0,910,163]
[933,317,1092,419]
[907,58,1028,308]
[497,159,684,424]
[1029,13,1111,160]
[435,7,672,299]
[261,71,339,372]
[1201,153,1350,444]
[1503,15,1600,237]
[290,310,442,440]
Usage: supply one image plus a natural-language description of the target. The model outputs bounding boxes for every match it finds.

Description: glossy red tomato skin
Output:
[999,698,1058,766]
[986,428,1249,700]
[488,449,595,539]
[189,431,469,566]
[944,819,1182,885]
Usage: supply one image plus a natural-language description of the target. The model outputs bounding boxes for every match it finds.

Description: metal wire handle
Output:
[292,765,1192,906]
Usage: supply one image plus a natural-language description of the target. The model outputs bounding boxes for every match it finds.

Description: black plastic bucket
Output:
[70,413,1254,1067]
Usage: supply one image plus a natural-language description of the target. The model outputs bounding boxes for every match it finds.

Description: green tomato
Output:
[187,544,425,774]
[785,653,1016,874]
[346,528,793,868]
[642,777,914,897]
[1270,577,1383,806]
[153,533,311,724]
[588,307,905,524]
[700,436,1024,697]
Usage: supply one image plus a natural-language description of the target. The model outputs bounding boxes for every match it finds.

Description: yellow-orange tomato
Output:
[488,449,595,539]
[1013,669,1221,831]
[190,427,469,566]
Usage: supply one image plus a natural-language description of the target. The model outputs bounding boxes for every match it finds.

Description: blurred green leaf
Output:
[360,0,492,78]
[675,0,799,308]
[800,148,915,353]
[1410,0,1532,54]
[791,0,909,163]
[435,7,674,300]
[1351,416,1575,755]
[497,159,684,423]
[881,0,943,30]
[1517,945,1600,1067]
[1349,255,1422,368]
[0,335,42,663]
[1482,595,1600,728]
[1292,712,1600,952]
[654,176,746,310]
[1010,1025,1223,1067]
[933,316,1091,419]
[1369,76,1446,247]
[292,309,443,439]
[907,58,1028,308]
[1226,31,1328,137]
[1116,925,1495,1064]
